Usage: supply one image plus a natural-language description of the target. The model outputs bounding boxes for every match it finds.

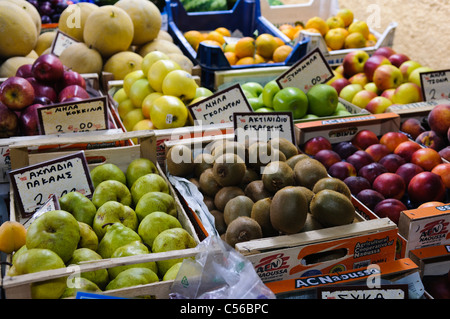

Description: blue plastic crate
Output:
[166,0,309,90]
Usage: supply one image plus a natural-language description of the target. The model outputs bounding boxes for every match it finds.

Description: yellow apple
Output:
[141,92,163,118]
[148,59,181,92]
[150,95,188,129]
[141,51,170,77]
[162,69,198,101]
[123,108,145,131]
[113,88,128,104]
[123,70,145,96]
[128,78,154,108]
[117,98,137,119]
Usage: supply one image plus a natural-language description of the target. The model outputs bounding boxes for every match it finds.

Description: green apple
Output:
[97,222,142,259]
[148,59,181,92]
[105,267,159,291]
[138,211,182,248]
[272,87,309,119]
[241,82,264,98]
[90,163,127,189]
[60,277,101,298]
[67,248,109,290]
[126,158,158,188]
[248,95,265,111]
[59,191,97,226]
[262,80,280,108]
[255,107,275,113]
[108,240,158,279]
[194,87,213,99]
[339,83,363,102]
[91,180,132,209]
[162,69,198,101]
[335,102,347,112]
[135,191,177,222]
[8,248,67,299]
[130,173,169,204]
[152,228,197,277]
[307,84,339,117]
[129,78,155,108]
[334,109,352,116]
[301,113,319,120]
[93,201,138,240]
[78,221,98,251]
[26,210,80,263]
[163,262,182,281]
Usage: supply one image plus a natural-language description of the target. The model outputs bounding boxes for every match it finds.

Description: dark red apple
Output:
[343,176,371,195]
[352,129,379,150]
[358,162,388,184]
[303,136,332,156]
[395,163,424,186]
[0,102,19,137]
[373,46,396,58]
[346,150,374,172]
[314,149,342,169]
[356,189,385,211]
[0,76,35,111]
[33,96,52,105]
[15,64,34,78]
[333,141,358,159]
[373,172,406,200]
[373,198,407,224]
[427,104,450,136]
[330,77,351,94]
[400,117,426,140]
[28,80,57,103]
[378,153,406,173]
[328,161,357,180]
[19,103,42,136]
[61,70,86,89]
[388,53,410,68]
[415,130,446,151]
[31,53,64,83]
[408,171,446,205]
[439,146,450,161]
[58,85,90,103]
[365,143,391,162]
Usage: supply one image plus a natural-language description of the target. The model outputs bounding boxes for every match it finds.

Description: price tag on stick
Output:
[420,69,450,101]
[276,48,334,92]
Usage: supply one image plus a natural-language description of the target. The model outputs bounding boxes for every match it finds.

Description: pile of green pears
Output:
[7,158,197,299]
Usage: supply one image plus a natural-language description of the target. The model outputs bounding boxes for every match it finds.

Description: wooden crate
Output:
[2,131,201,299]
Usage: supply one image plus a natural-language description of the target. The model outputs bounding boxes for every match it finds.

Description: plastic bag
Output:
[169,235,276,299]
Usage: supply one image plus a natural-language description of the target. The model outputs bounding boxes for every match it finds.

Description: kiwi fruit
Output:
[211,140,246,161]
[203,196,216,211]
[193,153,214,178]
[225,216,262,248]
[247,141,273,171]
[269,137,299,160]
[166,144,194,177]
[210,209,227,235]
[297,186,315,210]
[212,153,246,186]
[312,177,352,199]
[199,168,222,197]
[188,177,200,188]
[286,153,309,169]
[270,186,309,234]
[240,168,260,187]
[251,198,278,237]
[244,180,273,202]
[293,157,328,189]
[223,195,254,225]
[214,186,245,212]
[300,213,324,232]
[262,161,295,193]
[310,189,356,228]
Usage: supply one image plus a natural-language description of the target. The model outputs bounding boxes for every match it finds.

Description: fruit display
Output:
[302,130,449,224]
[3,158,197,299]
[328,47,433,114]
[26,0,69,24]
[165,138,358,247]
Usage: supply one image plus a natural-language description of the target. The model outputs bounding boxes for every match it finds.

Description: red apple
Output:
[333,141,358,159]
[431,163,450,188]
[393,141,422,162]
[379,153,406,173]
[373,47,396,58]
[365,96,393,114]
[15,64,34,78]
[0,102,19,137]
[380,132,409,152]
[358,162,388,185]
[427,104,450,136]
[343,50,370,78]
[19,103,42,136]
[365,143,391,162]
[27,79,57,103]
[328,161,357,180]
[61,70,86,89]
[356,189,385,211]
[380,88,395,101]
[388,53,410,68]
[411,148,443,171]
[33,96,52,105]
[346,150,375,172]
[439,146,450,161]
[408,171,446,205]
[395,162,424,186]
[373,64,403,91]
[0,76,35,111]
[364,54,391,82]
[400,118,426,140]
[343,176,371,195]
[415,130,446,151]
[373,198,407,225]
[349,73,368,86]
[314,149,342,169]
[303,136,332,156]
[58,85,90,103]
[373,172,406,200]
[352,129,379,150]
[330,78,351,94]
[31,53,64,83]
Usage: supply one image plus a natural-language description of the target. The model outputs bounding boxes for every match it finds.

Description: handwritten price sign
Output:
[50,30,79,57]
[420,69,450,102]
[276,48,334,92]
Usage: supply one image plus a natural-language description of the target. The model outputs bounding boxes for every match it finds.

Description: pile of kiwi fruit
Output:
[166,138,356,248]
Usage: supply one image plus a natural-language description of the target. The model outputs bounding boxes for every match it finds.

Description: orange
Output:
[0,221,26,254]
[234,36,255,59]
[335,27,349,38]
[254,54,266,64]
[215,27,231,37]
[184,30,203,51]
[348,20,370,39]
[236,56,255,65]
[224,42,236,53]
[366,39,377,47]
[255,33,278,59]
[224,51,238,65]
[304,28,321,34]
[274,36,285,47]
[281,27,296,40]
[325,28,346,50]
[344,32,366,48]
[206,30,226,45]
[305,16,329,36]
[336,8,354,27]
[278,24,294,32]
[199,39,223,50]
[326,16,345,29]
[272,44,293,62]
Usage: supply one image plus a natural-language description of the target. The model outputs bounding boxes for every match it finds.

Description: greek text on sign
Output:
[9,151,94,218]
[276,48,334,92]
[188,84,253,125]
[38,96,108,135]
[51,29,79,57]
[420,69,450,101]
[233,112,296,145]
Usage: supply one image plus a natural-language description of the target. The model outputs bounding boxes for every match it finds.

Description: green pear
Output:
[12,245,27,265]
[105,267,159,291]
[162,262,182,281]
[130,173,169,204]
[60,277,102,298]
[97,223,142,259]
[135,191,177,222]
[78,222,98,251]
[90,163,127,188]
[108,240,158,279]
[59,191,97,226]
[138,211,181,249]
[126,158,158,188]
[152,228,197,277]
[68,248,109,289]
[93,201,138,240]
[8,248,67,299]
[91,180,132,209]
[26,210,80,263]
